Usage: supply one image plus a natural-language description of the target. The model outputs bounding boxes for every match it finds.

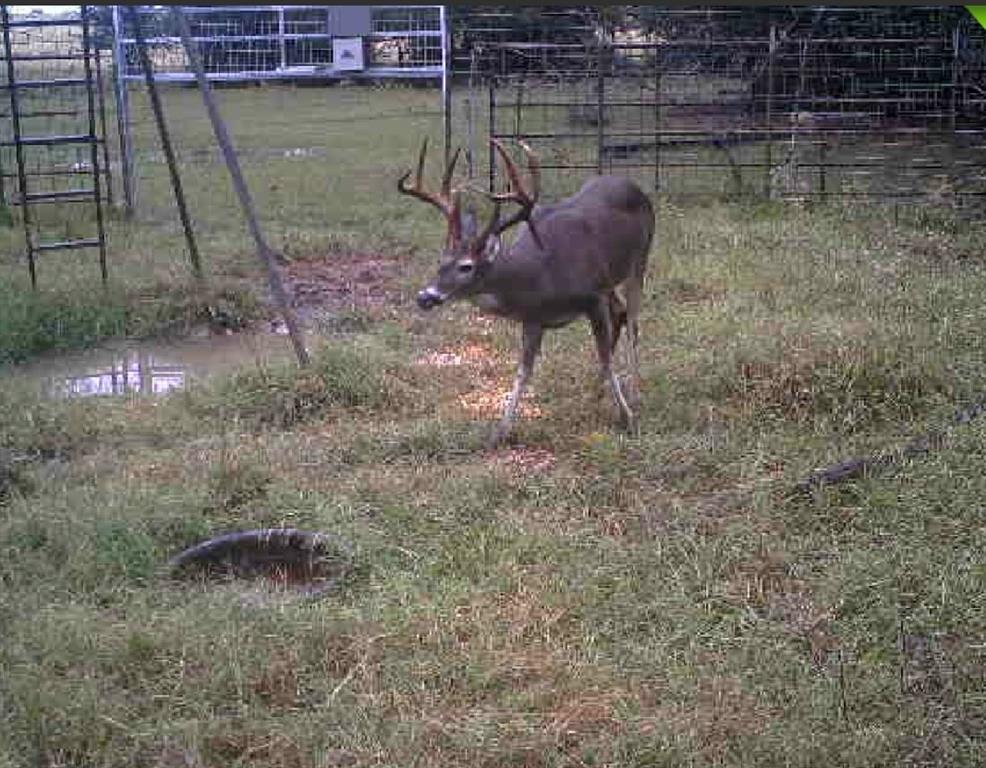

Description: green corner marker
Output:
[968,6,986,29]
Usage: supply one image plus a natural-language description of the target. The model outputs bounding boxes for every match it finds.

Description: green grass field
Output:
[2,83,986,767]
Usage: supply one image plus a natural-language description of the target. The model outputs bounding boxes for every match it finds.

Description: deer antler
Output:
[476,138,544,250]
[398,138,463,246]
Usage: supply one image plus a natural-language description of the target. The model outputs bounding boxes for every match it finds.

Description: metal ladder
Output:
[0,4,109,288]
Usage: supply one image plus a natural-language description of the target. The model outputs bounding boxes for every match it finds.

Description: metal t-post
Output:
[765,24,776,199]
[596,43,605,175]
[466,47,477,180]
[172,7,310,368]
[441,5,452,167]
[488,77,496,193]
[951,23,960,133]
[129,6,203,282]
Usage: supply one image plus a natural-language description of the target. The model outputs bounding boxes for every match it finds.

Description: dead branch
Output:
[795,396,986,494]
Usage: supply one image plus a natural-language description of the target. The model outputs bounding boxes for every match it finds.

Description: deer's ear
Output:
[482,234,503,264]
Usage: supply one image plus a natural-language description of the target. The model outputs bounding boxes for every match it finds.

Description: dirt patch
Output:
[466,313,498,336]
[249,649,304,710]
[683,675,775,761]
[414,339,544,423]
[485,446,557,475]
[545,689,629,745]
[722,551,839,665]
[730,334,939,428]
[457,384,543,420]
[282,251,408,324]
[204,728,312,768]
[667,278,728,306]
[908,234,982,270]
[415,342,501,372]
[734,356,822,420]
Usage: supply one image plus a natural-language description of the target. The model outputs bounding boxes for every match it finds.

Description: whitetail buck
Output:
[399,138,655,446]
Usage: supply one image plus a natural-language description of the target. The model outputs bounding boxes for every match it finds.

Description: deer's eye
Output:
[457,261,475,274]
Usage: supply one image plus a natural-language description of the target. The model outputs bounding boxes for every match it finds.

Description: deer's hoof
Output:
[617,407,638,434]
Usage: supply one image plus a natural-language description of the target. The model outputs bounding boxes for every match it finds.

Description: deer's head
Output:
[398,138,541,310]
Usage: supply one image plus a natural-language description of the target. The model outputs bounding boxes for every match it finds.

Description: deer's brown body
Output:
[466,175,652,324]
[400,139,655,446]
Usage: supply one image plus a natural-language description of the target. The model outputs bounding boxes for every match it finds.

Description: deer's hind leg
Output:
[608,288,628,355]
[620,274,643,408]
[594,289,627,403]
[588,299,635,431]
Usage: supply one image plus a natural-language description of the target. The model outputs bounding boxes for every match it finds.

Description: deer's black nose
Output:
[417,288,445,310]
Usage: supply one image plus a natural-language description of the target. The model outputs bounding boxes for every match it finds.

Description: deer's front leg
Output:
[489,322,544,448]
[588,300,635,431]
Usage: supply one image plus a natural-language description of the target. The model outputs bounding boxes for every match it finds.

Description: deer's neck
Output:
[467,243,556,321]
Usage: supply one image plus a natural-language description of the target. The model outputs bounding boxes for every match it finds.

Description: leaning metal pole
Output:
[129,6,203,281]
[172,7,310,368]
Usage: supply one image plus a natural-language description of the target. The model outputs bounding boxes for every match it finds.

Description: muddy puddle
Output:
[3,330,299,399]
[2,249,410,400]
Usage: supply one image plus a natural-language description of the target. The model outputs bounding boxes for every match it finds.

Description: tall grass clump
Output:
[0,380,109,459]
[0,282,131,365]
[0,280,262,366]
[186,341,416,430]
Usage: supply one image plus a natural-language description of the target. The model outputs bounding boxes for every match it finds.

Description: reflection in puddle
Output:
[4,332,299,399]
[53,352,188,398]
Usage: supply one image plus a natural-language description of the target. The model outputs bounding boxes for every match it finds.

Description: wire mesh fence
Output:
[456,6,986,213]
[450,6,600,75]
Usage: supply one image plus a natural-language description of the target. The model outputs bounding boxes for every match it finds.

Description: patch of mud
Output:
[282,251,408,327]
